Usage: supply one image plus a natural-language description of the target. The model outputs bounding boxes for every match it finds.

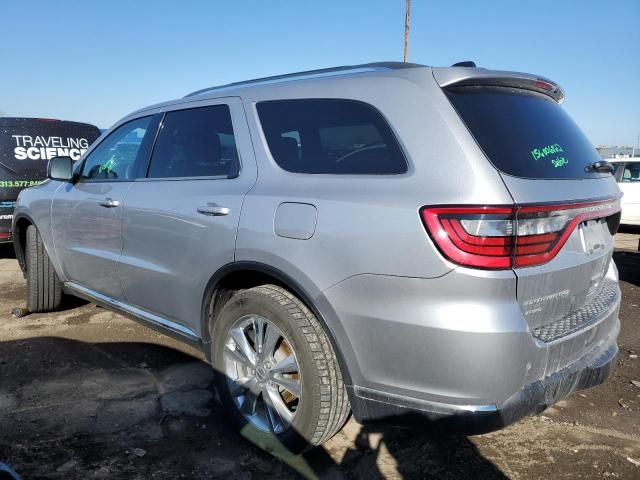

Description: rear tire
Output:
[25,225,63,313]
[211,284,350,453]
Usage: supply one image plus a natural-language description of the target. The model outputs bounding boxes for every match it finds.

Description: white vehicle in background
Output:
[611,158,640,226]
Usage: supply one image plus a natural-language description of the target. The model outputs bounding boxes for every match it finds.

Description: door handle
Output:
[99,197,120,208]
[197,203,230,216]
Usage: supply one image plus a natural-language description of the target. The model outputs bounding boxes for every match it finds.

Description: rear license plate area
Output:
[579,219,605,256]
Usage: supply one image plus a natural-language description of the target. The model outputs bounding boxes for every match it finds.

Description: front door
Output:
[118,98,257,337]
[51,115,158,299]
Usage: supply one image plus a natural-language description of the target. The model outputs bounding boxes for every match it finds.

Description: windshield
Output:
[445,86,606,179]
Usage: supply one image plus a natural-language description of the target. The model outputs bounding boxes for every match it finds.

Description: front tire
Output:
[25,225,63,313]
[211,284,350,453]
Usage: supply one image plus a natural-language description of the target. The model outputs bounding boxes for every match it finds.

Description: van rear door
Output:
[0,117,100,241]
[436,70,621,340]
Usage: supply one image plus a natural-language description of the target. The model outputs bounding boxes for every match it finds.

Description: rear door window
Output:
[147,105,239,179]
[445,87,606,179]
[257,99,407,174]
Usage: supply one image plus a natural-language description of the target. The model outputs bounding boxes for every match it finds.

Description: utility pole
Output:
[404,0,411,63]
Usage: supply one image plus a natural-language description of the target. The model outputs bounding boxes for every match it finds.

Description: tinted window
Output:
[257,99,407,174]
[81,116,152,181]
[148,105,239,179]
[445,87,605,179]
[622,162,640,182]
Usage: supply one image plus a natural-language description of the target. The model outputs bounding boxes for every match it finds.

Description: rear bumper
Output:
[349,338,618,435]
[319,261,621,434]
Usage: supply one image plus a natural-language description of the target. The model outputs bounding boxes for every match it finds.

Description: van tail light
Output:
[420,199,620,269]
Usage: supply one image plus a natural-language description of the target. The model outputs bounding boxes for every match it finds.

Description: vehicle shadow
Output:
[0,243,15,260]
[613,251,640,287]
[0,336,508,479]
[618,225,640,235]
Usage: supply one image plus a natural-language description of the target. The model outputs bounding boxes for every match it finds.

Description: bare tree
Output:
[404,0,411,62]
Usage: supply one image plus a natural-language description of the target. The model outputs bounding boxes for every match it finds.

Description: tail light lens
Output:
[421,199,620,269]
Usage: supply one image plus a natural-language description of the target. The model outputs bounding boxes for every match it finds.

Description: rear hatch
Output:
[433,68,621,335]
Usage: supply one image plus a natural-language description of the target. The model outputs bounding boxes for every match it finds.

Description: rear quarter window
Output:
[257,99,407,174]
[445,86,606,179]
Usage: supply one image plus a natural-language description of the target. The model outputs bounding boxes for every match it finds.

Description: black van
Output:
[0,117,101,242]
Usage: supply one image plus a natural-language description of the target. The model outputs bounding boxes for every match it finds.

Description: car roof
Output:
[123,61,563,121]
[183,61,426,98]
[0,117,99,128]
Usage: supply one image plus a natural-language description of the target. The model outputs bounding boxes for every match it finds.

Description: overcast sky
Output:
[1,0,639,146]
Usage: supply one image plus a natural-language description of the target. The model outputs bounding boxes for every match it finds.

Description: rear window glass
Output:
[445,87,605,179]
[257,99,407,174]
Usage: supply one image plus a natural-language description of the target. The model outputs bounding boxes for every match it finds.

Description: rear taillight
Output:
[420,199,620,269]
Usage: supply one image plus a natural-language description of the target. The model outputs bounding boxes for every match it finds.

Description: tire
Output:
[211,284,350,453]
[25,225,63,313]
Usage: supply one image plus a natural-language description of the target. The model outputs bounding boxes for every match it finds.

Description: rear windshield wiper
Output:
[588,161,615,174]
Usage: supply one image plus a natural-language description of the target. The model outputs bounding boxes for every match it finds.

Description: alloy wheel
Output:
[223,315,301,434]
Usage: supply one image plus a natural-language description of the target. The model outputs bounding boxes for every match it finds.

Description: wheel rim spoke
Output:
[270,373,301,398]
[224,344,253,368]
[270,355,298,375]
[230,327,256,366]
[240,391,259,416]
[264,384,294,425]
[261,322,280,362]
[253,316,265,358]
[261,386,280,433]
[229,376,259,397]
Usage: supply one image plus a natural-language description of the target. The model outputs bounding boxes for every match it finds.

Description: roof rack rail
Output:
[451,61,477,68]
[184,61,425,98]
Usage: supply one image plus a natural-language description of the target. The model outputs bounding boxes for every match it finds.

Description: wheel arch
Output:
[201,261,353,386]
[12,213,35,274]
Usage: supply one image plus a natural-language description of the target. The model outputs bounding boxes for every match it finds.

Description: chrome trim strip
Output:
[65,282,199,340]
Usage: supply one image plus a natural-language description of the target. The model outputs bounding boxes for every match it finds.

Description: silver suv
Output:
[12,62,622,452]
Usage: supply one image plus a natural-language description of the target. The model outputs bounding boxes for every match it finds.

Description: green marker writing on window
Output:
[551,157,569,168]
[531,143,563,161]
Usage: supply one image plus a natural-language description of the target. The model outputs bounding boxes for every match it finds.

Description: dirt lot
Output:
[0,232,639,479]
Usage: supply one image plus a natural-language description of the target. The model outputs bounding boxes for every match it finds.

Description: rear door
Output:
[618,161,640,224]
[118,98,256,337]
[51,115,159,299]
[443,83,621,328]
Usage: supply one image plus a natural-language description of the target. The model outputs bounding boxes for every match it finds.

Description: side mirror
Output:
[47,156,74,181]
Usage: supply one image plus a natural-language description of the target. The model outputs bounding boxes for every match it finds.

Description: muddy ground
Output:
[0,232,639,479]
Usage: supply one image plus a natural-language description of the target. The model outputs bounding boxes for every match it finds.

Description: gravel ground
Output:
[0,234,639,479]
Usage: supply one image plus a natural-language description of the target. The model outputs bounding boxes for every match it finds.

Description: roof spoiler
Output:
[434,68,565,103]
